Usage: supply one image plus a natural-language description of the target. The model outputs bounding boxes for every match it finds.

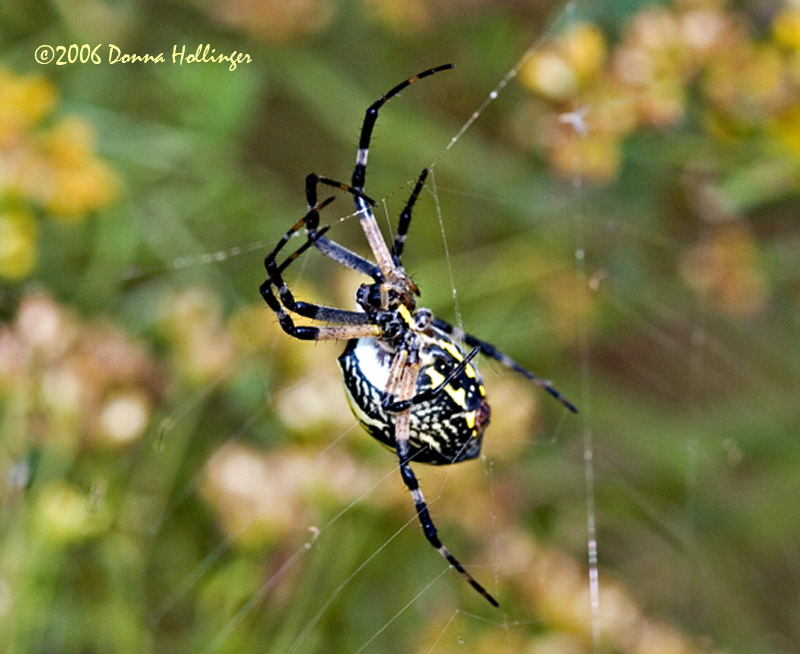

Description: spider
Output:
[260,64,577,607]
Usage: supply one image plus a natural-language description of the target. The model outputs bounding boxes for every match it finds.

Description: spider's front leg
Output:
[304,173,385,282]
[391,168,429,266]
[390,350,499,607]
[260,202,381,341]
[260,271,378,341]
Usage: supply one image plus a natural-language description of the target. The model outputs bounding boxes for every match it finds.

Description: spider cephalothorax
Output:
[261,65,577,607]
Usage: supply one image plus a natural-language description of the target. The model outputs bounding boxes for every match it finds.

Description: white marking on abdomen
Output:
[351,339,391,390]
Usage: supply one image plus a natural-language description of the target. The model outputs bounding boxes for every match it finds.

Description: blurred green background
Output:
[1,0,799,652]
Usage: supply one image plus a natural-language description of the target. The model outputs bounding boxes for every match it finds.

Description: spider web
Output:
[135,4,796,652]
[9,1,797,652]
[137,2,796,651]
[140,6,604,647]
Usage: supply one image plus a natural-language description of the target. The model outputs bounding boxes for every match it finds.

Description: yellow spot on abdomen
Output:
[445,386,466,407]
[440,341,464,362]
[426,368,446,388]
[465,410,476,430]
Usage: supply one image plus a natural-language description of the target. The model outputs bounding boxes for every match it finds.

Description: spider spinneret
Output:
[260,64,577,608]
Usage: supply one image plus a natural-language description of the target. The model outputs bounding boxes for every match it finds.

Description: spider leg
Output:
[264,227,373,325]
[391,168,428,266]
[260,272,379,341]
[391,349,499,607]
[352,65,454,191]
[432,317,579,414]
[261,278,373,327]
[304,173,385,282]
[349,65,455,279]
[261,202,380,340]
[310,234,384,282]
[305,173,377,216]
[265,197,336,268]
[382,346,480,412]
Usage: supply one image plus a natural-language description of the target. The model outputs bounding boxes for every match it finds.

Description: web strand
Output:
[573,176,601,651]
[428,2,576,170]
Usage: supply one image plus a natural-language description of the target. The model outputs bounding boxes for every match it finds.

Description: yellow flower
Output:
[44,116,96,165]
[34,481,109,543]
[769,104,800,160]
[0,210,38,279]
[365,0,431,33]
[521,48,579,101]
[211,0,335,43]
[47,158,121,220]
[0,69,121,233]
[562,22,607,81]
[773,8,800,50]
[520,23,607,101]
[41,117,121,220]
[551,131,623,183]
[0,67,56,145]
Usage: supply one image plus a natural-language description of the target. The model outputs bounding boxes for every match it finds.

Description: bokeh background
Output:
[2,0,799,652]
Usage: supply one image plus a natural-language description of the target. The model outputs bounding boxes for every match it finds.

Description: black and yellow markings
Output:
[339,328,491,466]
[421,341,486,437]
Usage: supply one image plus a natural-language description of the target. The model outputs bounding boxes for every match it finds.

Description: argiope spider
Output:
[260,65,577,607]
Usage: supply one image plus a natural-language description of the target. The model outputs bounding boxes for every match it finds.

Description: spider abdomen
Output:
[338,336,490,465]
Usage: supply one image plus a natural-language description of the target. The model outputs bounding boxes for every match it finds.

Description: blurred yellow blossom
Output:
[705,42,793,127]
[0,68,56,146]
[45,116,96,164]
[521,49,581,101]
[46,155,120,220]
[521,23,607,101]
[0,67,120,278]
[773,7,800,50]
[562,23,607,80]
[550,127,623,182]
[770,103,800,156]
[364,0,432,33]
[518,2,800,182]
[0,210,37,279]
[34,480,110,543]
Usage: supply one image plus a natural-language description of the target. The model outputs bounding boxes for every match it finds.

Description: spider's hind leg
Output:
[394,416,499,607]
[391,352,499,607]
[431,317,579,414]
